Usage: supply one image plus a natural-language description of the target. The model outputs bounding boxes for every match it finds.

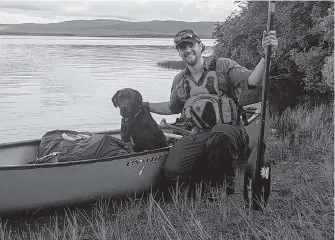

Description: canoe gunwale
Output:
[0,129,123,149]
[0,138,41,148]
[0,146,171,171]
[246,112,261,125]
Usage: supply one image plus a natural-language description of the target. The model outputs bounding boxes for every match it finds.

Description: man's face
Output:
[177,42,202,66]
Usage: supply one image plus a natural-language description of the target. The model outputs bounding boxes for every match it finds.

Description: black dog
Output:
[112,88,167,152]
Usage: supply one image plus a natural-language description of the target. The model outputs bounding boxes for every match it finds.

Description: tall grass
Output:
[272,103,334,178]
[1,104,333,240]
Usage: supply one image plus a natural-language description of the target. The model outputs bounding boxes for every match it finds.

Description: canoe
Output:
[0,102,269,215]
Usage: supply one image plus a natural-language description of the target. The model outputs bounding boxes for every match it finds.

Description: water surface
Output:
[0,35,215,143]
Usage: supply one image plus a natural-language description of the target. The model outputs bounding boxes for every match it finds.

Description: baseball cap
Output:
[174,29,202,48]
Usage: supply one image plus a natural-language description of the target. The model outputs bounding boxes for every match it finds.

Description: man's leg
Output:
[163,129,211,181]
[205,124,249,194]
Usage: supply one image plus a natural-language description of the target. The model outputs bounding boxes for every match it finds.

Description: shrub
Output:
[321,52,334,91]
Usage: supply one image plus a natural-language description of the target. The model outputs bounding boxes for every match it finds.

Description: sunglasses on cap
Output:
[174,31,201,47]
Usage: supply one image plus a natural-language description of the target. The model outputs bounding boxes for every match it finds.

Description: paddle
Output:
[243,1,275,211]
[163,132,183,140]
[159,118,192,135]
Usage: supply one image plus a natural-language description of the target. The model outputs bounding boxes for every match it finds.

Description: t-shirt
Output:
[169,57,253,114]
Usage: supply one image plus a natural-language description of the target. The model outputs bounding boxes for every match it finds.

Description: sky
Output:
[0,0,242,24]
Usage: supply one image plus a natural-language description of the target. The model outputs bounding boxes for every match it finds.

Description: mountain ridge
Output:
[0,19,218,38]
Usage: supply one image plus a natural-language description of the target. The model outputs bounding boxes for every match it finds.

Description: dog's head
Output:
[112,88,143,118]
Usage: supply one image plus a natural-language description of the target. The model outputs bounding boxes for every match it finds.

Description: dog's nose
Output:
[120,105,131,116]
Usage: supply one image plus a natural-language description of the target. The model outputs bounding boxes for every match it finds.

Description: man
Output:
[144,29,278,194]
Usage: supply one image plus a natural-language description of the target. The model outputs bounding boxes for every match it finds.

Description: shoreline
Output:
[0,32,213,39]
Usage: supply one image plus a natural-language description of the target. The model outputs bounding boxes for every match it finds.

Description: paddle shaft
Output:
[164,132,183,139]
[159,118,192,135]
[255,1,275,179]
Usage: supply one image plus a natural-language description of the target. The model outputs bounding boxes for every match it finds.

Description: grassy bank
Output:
[1,103,333,240]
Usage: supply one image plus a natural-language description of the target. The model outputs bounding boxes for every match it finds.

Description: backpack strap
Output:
[184,79,191,99]
[190,108,210,129]
[205,58,219,94]
[218,97,224,124]
[185,58,217,98]
[205,76,217,94]
[209,58,245,125]
[209,58,217,71]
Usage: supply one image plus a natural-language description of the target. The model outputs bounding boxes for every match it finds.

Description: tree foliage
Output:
[322,52,334,91]
[212,1,334,94]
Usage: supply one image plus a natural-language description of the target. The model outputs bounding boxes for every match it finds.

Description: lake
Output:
[0,35,216,143]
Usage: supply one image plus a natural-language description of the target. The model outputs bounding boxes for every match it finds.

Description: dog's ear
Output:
[111,90,121,108]
[134,90,143,104]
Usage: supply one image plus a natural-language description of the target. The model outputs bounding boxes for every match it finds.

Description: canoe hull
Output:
[0,149,169,214]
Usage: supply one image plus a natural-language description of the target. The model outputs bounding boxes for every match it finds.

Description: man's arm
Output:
[248,30,278,87]
[247,57,267,86]
[144,72,184,115]
[147,101,174,115]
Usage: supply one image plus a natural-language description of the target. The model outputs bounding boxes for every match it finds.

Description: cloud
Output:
[0,0,240,24]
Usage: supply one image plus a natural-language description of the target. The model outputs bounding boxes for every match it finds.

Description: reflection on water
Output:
[0,36,214,143]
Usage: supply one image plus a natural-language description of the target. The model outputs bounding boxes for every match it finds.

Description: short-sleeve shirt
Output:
[168,57,253,114]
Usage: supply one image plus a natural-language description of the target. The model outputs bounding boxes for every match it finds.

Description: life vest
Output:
[182,58,240,129]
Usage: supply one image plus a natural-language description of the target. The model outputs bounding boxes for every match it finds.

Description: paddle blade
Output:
[243,142,271,211]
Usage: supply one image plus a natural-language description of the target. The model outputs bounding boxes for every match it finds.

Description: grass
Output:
[1,103,333,240]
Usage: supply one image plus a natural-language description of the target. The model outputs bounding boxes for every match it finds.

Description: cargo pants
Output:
[162,123,249,193]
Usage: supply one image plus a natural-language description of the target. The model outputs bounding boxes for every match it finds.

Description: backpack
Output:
[182,58,240,129]
[30,130,132,164]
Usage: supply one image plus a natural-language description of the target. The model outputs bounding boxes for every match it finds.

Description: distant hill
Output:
[0,19,218,38]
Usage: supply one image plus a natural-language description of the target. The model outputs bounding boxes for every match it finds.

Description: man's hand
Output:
[248,30,279,86]
[142,102,150,111]
[262,30,278,55]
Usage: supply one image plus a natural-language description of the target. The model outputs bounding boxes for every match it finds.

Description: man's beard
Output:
[184,53,197,66]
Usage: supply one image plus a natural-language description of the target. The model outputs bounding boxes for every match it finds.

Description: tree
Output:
[213,1,334,94]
